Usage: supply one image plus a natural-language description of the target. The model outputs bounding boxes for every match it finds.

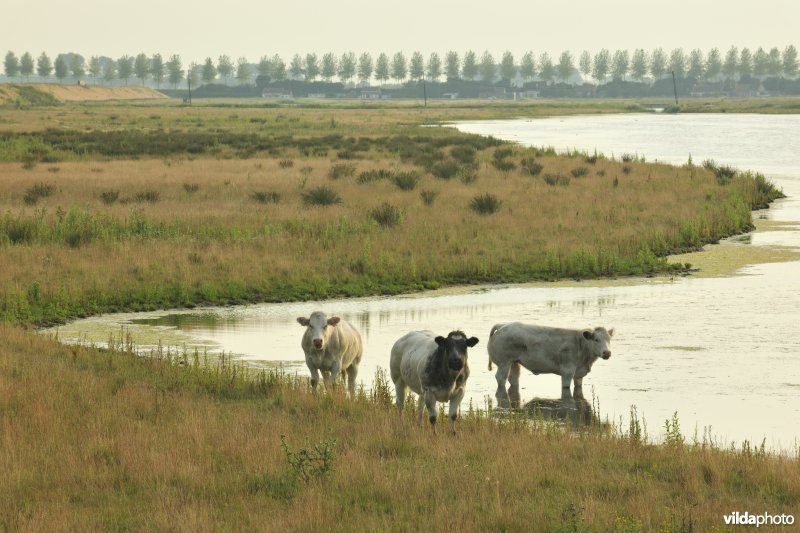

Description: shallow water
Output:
[46,113,800,450]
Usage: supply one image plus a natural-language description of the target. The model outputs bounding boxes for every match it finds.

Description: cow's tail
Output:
[487,323,504,371]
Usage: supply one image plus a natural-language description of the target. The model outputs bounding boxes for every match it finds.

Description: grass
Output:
[1,324,797,531]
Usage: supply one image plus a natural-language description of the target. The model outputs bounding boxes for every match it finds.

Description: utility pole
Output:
[186,69,192,105]
[422,77,427,107]
[671,70,678,106]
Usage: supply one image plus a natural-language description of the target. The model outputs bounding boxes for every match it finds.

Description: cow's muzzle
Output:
[602,351,611,360]
[313,339,323,350]
[448,358,464,371]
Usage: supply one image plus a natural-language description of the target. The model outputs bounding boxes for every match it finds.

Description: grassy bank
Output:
[0,103,784,325]
[1,325,797,531]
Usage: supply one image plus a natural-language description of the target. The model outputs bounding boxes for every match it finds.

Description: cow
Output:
[487,322,614,406]
[390,330,479,434]
[297,311,363,395]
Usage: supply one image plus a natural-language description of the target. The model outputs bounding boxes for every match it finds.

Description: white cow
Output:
[487,323,614,405]
[390,330,479,434]
[297,311,363,395]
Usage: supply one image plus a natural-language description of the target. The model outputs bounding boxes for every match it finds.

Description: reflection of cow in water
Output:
[521,398,607,431]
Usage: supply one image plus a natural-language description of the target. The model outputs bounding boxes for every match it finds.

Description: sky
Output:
[6,0,799,64]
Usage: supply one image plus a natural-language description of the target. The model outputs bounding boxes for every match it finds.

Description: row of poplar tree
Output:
[3,45,798,88]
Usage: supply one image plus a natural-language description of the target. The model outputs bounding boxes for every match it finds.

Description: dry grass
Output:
[1,324,798,531]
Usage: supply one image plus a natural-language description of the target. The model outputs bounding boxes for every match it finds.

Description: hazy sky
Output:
[7,0,799,63]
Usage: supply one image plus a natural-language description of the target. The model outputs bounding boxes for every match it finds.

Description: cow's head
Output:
[435,331,479,371]
[582,327,614,360]
[297,312,341,350]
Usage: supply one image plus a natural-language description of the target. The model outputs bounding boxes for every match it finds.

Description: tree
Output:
[445,51,460,80]
[391,52,407,82]
[520,51,536,81]
[134,53,150,84]
[538,52,555,83]
[4,51,19,78]
[592,49,610,83]
[70,54,85,79]
[357,52,373,84]
[102,58,116,84]
[19,52,34,80]
[188,62,201,88]
[479,51,495,83]
[630,49,648,82]
[338,52,356,83]
[271,54,286,81]
[722,46,738,81]
[687,49,704,80]
[739,48,753,78]
[556,51,574,82]
[426,52,442,82]
[217,55,233,84]
[668,48,686,78]
[650,48,667,79]
[236,57,251,84]
[409,51,424,80]
[166,54,183,88]
[752,47,768,79]
[704,48,722,81]
[499,51,516,84]
[784,45,798,79]
[150,54,165,88]
[462,50,477,80]
[117,55,133,85]
[36,52,52,79]
[375,53,389,85]
[257,56,272,79]
[88,56,102,83]
[321,52,337,81]
[766,47,782,78]
[305,53,319,81]
[611,49,629,81]
[54,54,69,82]
[289,54,304,80]
[201,57,217,84]
[578,50,591,79]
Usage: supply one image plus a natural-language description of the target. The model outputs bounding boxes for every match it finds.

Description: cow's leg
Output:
[573,376,584,400]
[321,370,333,391]
[560,372,574,401]
[494,362,513,407]
[306,362,320,392]
[448,388,465,435]
[345,363,358,397]
[508,362,522,408]
[394,378,407,413]
[416,394,426,425]
[422,389,438,434]
[328,359,343,390]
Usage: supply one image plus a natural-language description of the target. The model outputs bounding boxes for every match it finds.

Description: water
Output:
[46,113,800,450]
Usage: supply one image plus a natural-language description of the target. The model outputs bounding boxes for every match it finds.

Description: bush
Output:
[570,167,589,178]
[451,145,478,165]
[420,189,438,206]
[279,159,294,168]
[251,191,281,204]
[392,171,420,191]
[302,186,341,206]
[328,163,356,180]
[703,159,737,185]
[492,147,516,171]
[183,183,200,193]
[430,160,461,180]
[358,169,392,184]
[520,158,543,176]
[470,193,502,215]
[133,190,160,203]
[369,202,402,227]
[23,183,56,205]
[99,191,120,205]
[543,174,571,187]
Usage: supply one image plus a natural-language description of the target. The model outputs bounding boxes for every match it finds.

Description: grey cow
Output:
[297,311,363,395]
[487,323,614,405]
[390,330,479,434]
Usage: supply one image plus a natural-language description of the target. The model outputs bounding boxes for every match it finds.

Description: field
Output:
[0,97,796,530]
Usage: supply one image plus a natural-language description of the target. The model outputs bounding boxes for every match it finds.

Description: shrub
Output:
[622,165,632,175]
[358,169,392,184]
[492,147,516,171]
[570,167,589,178]
[23,183,55,205]
[279,159,294,168]
[470,193,502,215]
[133,190,160,203]
[420,189,438,206]
[430,160,461,180]
[703,159,737,185]
[183,183,200,193]
[392,171,420,191]
[100,191,120,205]
[302,186,341,206]
[585,154,599,164]
[251,191,281,204]
[369,202,402,227]
[520,158,543,176]
[543,174,571,187]
[451,145,477,165]
[328,163,356,180]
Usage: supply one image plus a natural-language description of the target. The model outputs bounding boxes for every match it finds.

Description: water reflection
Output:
[522,398,605,430]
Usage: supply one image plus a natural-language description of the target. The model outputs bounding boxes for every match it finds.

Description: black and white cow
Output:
[487,322,613,405]
[297,311,363,395]
[389,330,479,434]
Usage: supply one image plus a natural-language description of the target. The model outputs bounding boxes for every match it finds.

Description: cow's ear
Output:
[582,330,594,340]
[435,336,446,346]
[467,337,479,347]
[297,317,310,326]
[608,328,615,338]
[327,316,341,327]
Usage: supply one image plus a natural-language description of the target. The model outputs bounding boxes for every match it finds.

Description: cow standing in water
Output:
[487,323,613,406]
[297,312,363,395]
[390,330,479,434]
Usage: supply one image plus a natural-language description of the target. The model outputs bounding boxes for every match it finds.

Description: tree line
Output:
[3,45,798,89]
